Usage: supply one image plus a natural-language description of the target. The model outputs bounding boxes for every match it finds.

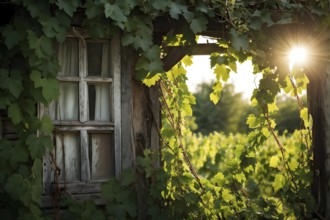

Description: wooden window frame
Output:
[41,32,121,205]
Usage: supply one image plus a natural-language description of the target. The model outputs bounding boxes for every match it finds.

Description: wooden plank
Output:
[162,47,188,72]
[164,44,226,55]
[55,133,81,182]
[85,77,112,83]
[162,44,226,71]
[57,76,80,82]
[90,133,115,180]
[112,35,122,178]
[120,46,135,170]
[54,126,114,132]
[43,150,53,194]
[53,120,114,126]
[80,130,90,181]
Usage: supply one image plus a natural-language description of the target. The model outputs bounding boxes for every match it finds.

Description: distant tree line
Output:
[190,82,304,135]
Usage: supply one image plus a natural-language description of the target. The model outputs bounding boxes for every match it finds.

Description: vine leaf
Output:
[30,70,59,103]
[0,69,23,98]
[40,115,54,135]
[8,103,22,125]
[229,28,248,51]
[190,16,208,33]
[273,173,284,192]
[104,3,127,28]
[169,2,187,19]
[151,0,169,10]
[55,0,79,17]
[222,188,234,203]
[26,134,51,158]
[27,31,54,59]
[2,26,25,49]
[4,174,22,198]
[269,155,279,168]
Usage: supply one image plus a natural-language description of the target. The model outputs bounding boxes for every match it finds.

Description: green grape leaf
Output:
[229,28,248,51]
[41,78,59,103]
[2,26,25,49]
[85,0,103,19]
[26,135,51,158]
[40,115,54,135]
[211,172,225,185]
[300,107,309,128]
[8,103,22,125]
[104,3,127,28]
[169,2,186,19]
[151,0,169,11]
[222,188,234,203]
[210,92,219,105]
[143,74,161,87]
[190,16,207,33]
[269,155,279,168]
[5,174,26,202]
[235,172,246,183]
[289,159,298,171]
[246,114,259,128]
[120,170,135,186]
[0,69,23,98]
[27,31,54,58]
[55,0,79,17]
[214,64,230,81]
[272,173,284,192]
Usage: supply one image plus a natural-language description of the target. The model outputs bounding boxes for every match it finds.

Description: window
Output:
[42,34,121,199]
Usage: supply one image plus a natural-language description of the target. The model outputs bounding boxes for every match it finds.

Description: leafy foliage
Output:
[0,0,328,219]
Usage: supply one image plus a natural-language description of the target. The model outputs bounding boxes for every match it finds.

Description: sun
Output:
[288,46,308,71]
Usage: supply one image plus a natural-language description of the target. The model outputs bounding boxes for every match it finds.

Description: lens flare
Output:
[289,47,308,71]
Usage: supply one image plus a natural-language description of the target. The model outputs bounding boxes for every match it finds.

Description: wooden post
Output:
[308,61,329,218]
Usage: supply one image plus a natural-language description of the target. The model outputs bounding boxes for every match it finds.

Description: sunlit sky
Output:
[185,37,307,100]
[186,56,261,100]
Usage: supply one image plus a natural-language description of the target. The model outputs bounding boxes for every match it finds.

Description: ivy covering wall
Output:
[0,0,330,219]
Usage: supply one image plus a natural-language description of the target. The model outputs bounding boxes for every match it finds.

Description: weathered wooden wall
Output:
[309,61,330,218]
[121,45,160,220]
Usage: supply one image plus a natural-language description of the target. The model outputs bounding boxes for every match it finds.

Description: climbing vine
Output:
[0,0,329,219]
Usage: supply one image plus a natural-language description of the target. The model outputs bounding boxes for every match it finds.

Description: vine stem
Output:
[159,76,222,220]
[264,114,298,190]
[288,75,313,156]
[160,80,204,190]
[264,113,307,218]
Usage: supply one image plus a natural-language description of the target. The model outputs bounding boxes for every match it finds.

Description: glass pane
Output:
[58,39,79,76]
[55,133,81,182]
[89,133,114,180]
[87,42,111,77]
[88,84,111,121]
[56,83,79,120]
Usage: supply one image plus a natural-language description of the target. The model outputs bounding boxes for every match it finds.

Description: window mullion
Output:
[79,40,88,123]
[112,36,122,178]
[79,39,90,182]
[80,129,90,181]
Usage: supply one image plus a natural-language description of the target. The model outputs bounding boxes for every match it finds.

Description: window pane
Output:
[88,84,111,121]
[55,133,81,182]
[58,39,79,76]
[87,42,111,77]
[56,83,79,120]
[89,133,114,180]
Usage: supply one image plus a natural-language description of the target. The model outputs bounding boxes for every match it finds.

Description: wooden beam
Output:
[162,44,226,71]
